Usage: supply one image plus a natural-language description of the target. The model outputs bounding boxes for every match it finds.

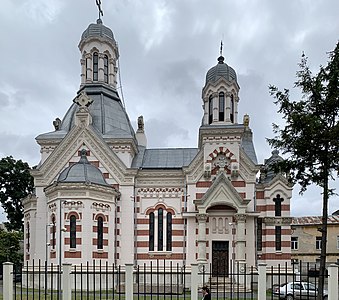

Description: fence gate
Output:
[212,240,229,276]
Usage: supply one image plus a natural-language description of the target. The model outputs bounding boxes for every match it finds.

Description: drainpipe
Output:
[133,182,137,267]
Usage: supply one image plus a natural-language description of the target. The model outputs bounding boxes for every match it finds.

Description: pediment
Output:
[194,172,249,213]
[32,124,127,186]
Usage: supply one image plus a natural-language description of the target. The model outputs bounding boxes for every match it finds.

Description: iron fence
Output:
[2,260,338,300]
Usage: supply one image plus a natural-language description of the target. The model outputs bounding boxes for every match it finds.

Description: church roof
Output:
[80,18,115,42]
[36,84,136,141]
[57,150,109,186]
[132,148,198,169]
[205,56,237,85]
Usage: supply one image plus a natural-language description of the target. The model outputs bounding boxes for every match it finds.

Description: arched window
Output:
[274,194,284,217]
[93,52,99,81]
[52,215,56,249]
[26,222,30,252]
[208,95,213,124]
[104,55,109,83]
[158,208,163,251]
[166,213,172,251]
[219,92,225,121]
[97,216,103,249]
[230,95,234,122]
[149,212,155,251]
[70,215,76,249]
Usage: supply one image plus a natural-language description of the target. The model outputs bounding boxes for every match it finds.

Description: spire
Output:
[218,40,224,64]
[96,0,104,20]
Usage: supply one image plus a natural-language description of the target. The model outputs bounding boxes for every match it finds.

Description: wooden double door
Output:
[212,241,229,276]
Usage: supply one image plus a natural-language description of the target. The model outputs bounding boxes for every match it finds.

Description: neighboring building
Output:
[23,17,293,273]
[291,215,339,266]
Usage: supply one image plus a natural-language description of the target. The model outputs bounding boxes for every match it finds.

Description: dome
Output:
[57,150,109,186]
[205,56,237,85]
[80,18,115,42]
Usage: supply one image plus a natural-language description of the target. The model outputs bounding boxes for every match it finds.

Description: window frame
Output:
[104,55,109,83]
[93,52,99,81]
[70,215,77,249]
[208,95,213,124]
[218,92,225,121]
[97,216,104,250]
[291,236,298,250]
[316,236,322,250]
[275,226,282,251]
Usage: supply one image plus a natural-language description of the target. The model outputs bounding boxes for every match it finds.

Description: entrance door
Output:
[212,241,229,276]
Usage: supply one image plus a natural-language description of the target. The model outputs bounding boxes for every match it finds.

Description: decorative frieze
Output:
[137,187,183,198]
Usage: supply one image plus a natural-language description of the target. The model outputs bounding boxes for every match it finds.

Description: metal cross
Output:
[96,0,104,19]
[220,40,223,56]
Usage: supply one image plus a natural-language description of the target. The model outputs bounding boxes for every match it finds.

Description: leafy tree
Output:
[268,41,339,300]
[0,156,34,231]
[0,229,23,266]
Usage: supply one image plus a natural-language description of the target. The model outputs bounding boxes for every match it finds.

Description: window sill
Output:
[148,251,172,258]
[69,248,77,252]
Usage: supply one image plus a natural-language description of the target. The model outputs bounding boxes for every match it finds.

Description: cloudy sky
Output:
[0,0,339,221]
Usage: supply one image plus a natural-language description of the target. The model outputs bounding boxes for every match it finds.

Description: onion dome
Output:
[57,149,109,186]
[205,56,237,85]
[80,18,115,42]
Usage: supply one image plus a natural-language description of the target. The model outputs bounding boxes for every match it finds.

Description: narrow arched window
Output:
[70,215,76,249]
[97,216,103,249]
[93,52,99,81]
[104,55,109,84]
[158,208,163,251]
[208,95,213,124]
[166,212,172,251]
[230,95,234,122]
[26,222,30,252]
[274,194,284,216]
[219,92,225,121]
[149,212,155,251]
[52,215,56,249]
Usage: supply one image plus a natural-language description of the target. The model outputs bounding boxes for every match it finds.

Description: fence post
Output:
[125,263,134,300]
[328,264,338,300]
[191,264,199,300]
[3,262,13,300]
[62,263,72,300]
[258,263,267,299]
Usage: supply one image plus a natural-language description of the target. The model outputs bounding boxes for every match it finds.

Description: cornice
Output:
[264,217,292,226]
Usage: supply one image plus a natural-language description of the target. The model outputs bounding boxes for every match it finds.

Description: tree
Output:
[0,156,34,231]
[0,229,23,267]
[267,41,339,300]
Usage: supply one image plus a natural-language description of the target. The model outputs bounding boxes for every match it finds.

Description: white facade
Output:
[23,18,293,273]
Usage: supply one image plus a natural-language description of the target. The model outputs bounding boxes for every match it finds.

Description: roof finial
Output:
[220,40,223,56]
[96,0,104,20]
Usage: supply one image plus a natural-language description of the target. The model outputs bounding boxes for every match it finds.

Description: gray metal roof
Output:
[36,84,136,141]
[132,148,198,169]
[206,56,237,85]
[241,130,258,164]
[57,150,109,186]
[81,19,115,42]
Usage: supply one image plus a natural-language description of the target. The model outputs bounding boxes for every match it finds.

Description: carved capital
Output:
[235,213,247,222]
[196,213,208,222]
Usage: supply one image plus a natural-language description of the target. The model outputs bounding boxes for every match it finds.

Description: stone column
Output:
[234,96,239,124]
[85,53,92,82]
[212,93,218,122]
[235,213,246,261]
[80,58,86,85]
[109,58,117,87]
[225,92,231,122]
[196,213,208,264]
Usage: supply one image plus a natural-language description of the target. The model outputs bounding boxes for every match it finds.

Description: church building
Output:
[23,17,293,273]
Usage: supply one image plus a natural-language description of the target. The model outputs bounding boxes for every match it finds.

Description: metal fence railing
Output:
[2,260,338,300]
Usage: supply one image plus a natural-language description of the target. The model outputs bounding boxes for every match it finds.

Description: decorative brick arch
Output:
[206,147,237,163]
[145,204,175,215]
[66,211,81,220]
[94,213,108,222]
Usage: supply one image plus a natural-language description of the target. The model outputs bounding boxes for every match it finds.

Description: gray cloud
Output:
[1,0,339,222]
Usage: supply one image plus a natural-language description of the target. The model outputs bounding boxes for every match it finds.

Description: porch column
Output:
[235,214,246,261]
[196,213,208,264]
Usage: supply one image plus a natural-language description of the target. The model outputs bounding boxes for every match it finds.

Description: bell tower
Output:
[78,18,119,89]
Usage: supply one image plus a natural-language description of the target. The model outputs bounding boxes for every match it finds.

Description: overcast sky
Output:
[1,0,339,221]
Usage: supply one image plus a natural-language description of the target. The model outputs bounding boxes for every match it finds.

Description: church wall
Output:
[117,185,135,265]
